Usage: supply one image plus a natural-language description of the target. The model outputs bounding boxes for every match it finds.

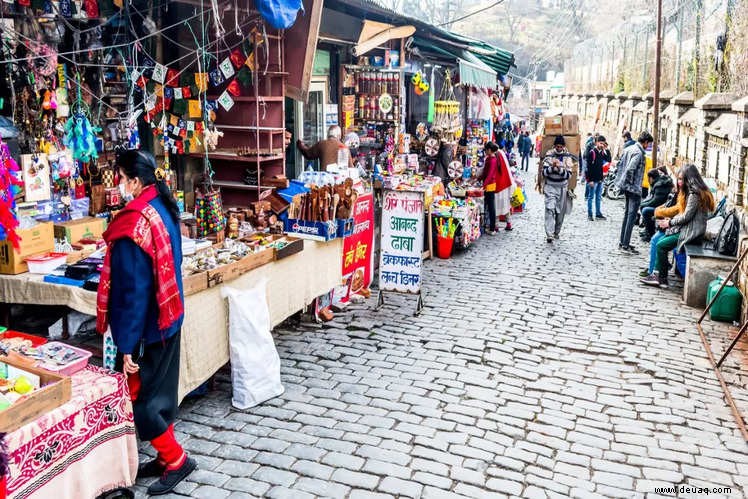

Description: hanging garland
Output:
[0,141,23,250]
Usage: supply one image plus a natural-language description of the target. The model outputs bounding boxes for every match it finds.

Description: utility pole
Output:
[694,0,703,95]
[653,0,663,168]
[676,0,683,90]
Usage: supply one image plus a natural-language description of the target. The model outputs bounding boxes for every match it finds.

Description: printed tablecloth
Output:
[6,365,138,499]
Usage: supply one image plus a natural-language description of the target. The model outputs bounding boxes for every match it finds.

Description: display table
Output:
[0,239,343,401]
[6,365,138,499]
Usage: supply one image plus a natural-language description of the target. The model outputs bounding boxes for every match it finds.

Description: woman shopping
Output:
[495,148,515,231]
[96,150,195,496]
[480,141,500,234]
[640,164,714,289]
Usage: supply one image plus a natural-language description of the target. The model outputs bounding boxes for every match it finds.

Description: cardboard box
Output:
[0,356,72,433]
[544,115,563,135]
[54,217,107,244]
[0,222,55,275]
[562,114,579,135]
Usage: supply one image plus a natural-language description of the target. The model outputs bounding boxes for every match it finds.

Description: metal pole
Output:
[652,0,663,168]
[676,1,683,90]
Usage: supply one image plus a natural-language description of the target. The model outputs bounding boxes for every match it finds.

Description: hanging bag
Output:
[194,187,226,238]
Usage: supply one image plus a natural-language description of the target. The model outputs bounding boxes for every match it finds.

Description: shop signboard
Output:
[378,190,424,307]
[340,192,375,301]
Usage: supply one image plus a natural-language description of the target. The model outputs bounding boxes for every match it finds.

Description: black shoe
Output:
[596,215,607,220]
[546,236,553,243]
[588,215,594,221]
[147,457,197,496]
[137,459,166,479]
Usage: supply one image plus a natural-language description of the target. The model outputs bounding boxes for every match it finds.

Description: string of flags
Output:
[134,37,261,155]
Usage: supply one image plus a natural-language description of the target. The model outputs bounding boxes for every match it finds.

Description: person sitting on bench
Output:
[640,164,715,289]
[639,168,674,242]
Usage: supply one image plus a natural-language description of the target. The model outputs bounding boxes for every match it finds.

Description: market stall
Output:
[4,364,137,498]
[0,239,342,401]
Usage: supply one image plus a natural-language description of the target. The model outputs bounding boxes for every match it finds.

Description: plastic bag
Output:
[510,186,525,208]
[222,280,284,409]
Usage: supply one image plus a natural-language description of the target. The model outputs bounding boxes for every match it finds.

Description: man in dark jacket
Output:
[518,131,532,171]
[585,135,611,221]
[639,169,673,241]
[615,131,654,254]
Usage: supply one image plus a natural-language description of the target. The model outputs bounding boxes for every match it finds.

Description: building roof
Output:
[324,0,515,76]
[705,113,737,139]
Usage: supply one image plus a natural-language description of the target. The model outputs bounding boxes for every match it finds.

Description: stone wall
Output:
[556,91,748,309]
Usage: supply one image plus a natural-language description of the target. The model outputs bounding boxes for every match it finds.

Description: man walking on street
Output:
[518,131,532,171]
[616,131,654,254]
[541,136,572,243]
[585,135,610,221]
[582,132,595,202]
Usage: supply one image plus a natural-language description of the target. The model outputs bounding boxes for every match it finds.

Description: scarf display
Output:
[96,185,183,334]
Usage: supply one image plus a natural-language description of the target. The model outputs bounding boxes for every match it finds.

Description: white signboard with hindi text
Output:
[379,189,424,293]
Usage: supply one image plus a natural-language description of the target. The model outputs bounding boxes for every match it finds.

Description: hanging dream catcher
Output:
[63,77,101,163]
[432,70,461,139]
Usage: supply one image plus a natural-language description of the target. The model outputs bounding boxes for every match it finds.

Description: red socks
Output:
[151,424,186,470]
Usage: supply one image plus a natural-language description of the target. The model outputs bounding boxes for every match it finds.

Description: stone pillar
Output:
[642,92,654,132]
[694,93,737,176]
[731,97,748,208]
[670,92,694,165]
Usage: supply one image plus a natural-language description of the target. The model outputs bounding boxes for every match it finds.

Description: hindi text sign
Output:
[379,190,424,294]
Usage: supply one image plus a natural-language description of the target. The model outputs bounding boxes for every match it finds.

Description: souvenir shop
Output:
[310,0,517,259]
[0,0,348,496]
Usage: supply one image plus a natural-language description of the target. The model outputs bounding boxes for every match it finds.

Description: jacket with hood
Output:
[641,174,674,209]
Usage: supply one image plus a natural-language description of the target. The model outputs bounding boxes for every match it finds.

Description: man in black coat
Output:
[585,135,611,221]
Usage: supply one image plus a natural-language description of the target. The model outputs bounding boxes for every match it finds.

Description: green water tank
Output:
[706,277,742,322]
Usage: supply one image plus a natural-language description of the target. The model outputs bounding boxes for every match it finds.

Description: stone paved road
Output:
[134,164,748,498]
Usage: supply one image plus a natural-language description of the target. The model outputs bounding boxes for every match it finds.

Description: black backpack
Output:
[715,209,740,256]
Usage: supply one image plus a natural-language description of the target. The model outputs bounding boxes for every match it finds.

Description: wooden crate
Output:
[273,236,304,260]
[0,357,72,433]
[183,271,208,296]
[207,249,274,287]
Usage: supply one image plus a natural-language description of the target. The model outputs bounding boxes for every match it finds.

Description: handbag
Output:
[195,187,226,237]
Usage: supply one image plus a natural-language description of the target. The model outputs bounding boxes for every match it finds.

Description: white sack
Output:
[222,279,284,409]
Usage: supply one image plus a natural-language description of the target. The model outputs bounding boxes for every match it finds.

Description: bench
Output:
[681,243,738,308]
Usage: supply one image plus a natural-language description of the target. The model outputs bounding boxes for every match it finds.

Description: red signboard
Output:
[341,191,375,300]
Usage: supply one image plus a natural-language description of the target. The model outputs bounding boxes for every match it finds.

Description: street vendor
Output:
[541,136,573,243]
[97,150,195,496]
[296,125,354,171]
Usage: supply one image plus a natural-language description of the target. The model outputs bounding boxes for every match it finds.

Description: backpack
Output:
[715,209,740,256]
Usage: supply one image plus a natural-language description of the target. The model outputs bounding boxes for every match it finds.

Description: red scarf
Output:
[96,185,183,334]
[496,151,513,192]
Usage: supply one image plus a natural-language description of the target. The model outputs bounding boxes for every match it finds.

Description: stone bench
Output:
[682,243,737,308]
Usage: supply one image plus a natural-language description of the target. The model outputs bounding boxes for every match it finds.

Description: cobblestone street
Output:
[134,166,748,498]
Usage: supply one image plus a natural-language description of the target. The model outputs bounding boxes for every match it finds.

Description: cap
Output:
[554,136,566,146]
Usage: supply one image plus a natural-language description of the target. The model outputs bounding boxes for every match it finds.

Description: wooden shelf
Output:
[210,180,261,190]
[207,96,284,103]
[218,125,286,133]
[191,152,284,163]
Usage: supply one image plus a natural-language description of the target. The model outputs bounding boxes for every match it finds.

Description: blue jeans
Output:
[587,182,603,217]
[648,231,665,274]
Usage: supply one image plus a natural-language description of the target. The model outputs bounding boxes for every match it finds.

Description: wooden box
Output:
[0,358,72,433]
[0,222,55,275]
[207,248,274,287]
[183,271,208,296]
[273,236,304,260]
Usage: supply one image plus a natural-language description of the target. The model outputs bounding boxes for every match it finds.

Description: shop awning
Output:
[413,38,497,88]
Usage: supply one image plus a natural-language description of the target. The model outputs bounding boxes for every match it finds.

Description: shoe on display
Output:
[147,458,197,496]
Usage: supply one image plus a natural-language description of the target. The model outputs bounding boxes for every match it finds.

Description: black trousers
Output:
[484,191,496,231]
[117,330,181,441]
